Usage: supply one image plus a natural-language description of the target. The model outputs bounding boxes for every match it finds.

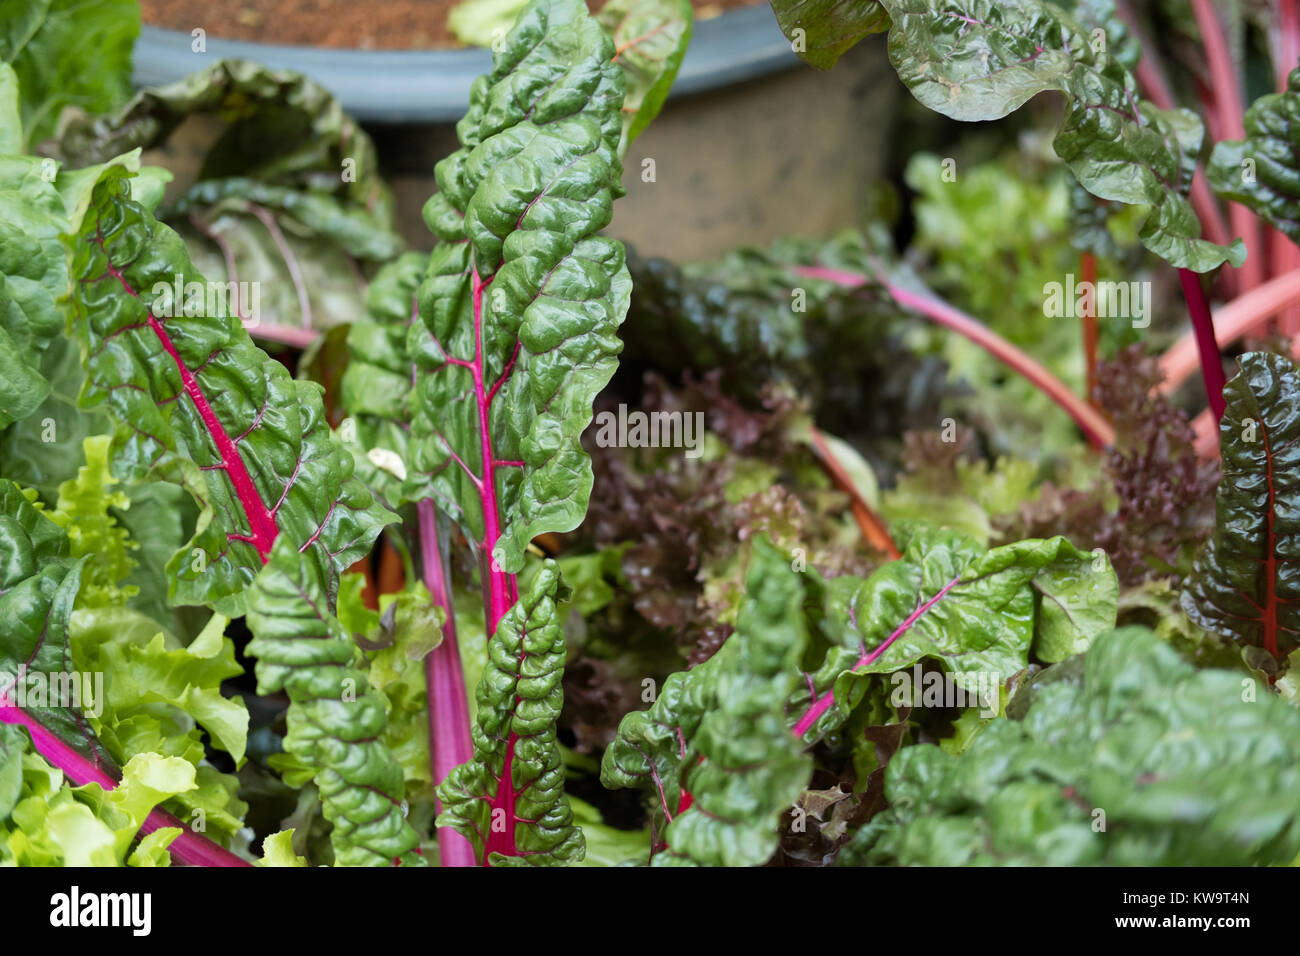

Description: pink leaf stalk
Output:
[1159,269,1300,392]
[417,500,476,868]
[794,266,1115,448]
[1191,0,1264,293]
[0,695,250,866]
[791,577,960,738]
[424,265,523,865]
[1178,268,1227,422]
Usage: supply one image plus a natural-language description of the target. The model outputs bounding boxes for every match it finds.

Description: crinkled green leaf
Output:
[846,627,1300,865]
[260,828,310,866]
[602,539,813,866]
[59,59,404,338]
[70,169,391,611]
[72,607,247,765]
[768,0,890,70]
[0,140,140,430]
[1183,352,1300,662]
[407,0,629,574]
[0,0,138,149]
[246,537,422,867]
[868,0,1242,271]
[45,435,137,608]
[791,528,1118,741]
[0,478,113,773]
[596,0,693,152]
[69,159,418,865]
[438,559,582,865]
[1208,66,1300,243]
[340,251,427,508]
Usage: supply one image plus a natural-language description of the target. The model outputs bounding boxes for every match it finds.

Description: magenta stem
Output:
[417,500,477,868]
[792,577,961,739]
[1178,268,1227,421]
[0,698,250,866]
[794,266,1115,448]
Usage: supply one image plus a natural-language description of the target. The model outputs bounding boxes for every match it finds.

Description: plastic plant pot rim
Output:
[133,5,802,123]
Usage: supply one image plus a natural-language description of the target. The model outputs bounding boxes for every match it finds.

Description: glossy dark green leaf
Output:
[1208,67,1300,244]
[407,0,629,574]
[791,528,1118,741]
[768,0,890,70]
[1182,352,1300,661]
[866,0,1242,271]
[437,560,583,865]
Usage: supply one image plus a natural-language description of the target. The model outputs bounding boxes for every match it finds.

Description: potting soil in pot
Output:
[140,0,760,49]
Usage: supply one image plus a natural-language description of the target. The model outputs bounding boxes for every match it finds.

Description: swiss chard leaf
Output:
[58,59,405,339]
[407,0,630,576]
[436,559,583,865]
[600,538,813,866]
[769,0,890,70]
[846,627,1300,865]
[0,0,138,149]
[595,0,694,153]
[71,170,388,611]
[768,0,1242,271]
[878,0,1241,271]
[791,528,1118,741]
[1182,351,1300,662]
[0,479,110,775]
[70,170,418,865]
[339,251,428,509]
[1207,66,1300,244]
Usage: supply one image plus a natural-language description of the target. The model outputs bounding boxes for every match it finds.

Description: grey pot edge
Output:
[133,5,801,124]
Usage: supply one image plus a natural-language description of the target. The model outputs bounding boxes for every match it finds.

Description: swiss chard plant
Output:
[5,0,1300,874]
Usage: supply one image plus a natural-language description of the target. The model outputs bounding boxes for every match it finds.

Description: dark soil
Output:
[140,0,760,50]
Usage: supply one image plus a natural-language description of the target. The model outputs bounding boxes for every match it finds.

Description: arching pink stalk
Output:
[794,266,1115,448]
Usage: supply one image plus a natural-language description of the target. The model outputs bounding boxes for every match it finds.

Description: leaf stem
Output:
[807,425,900,559]
[1159,269,1300,391]
[1190,0,1264,293]
[0,699,250,866]
[793,266,1115,448]
[417,499,477,868]
[1177,268,1227,422]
